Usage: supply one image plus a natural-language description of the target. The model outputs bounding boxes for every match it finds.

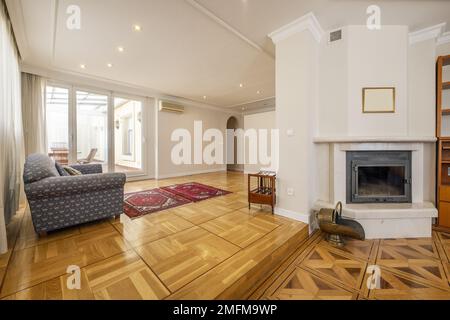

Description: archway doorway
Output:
[226,116,239,171]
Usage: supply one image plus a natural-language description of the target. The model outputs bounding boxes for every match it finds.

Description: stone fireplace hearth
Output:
[313,137,438,239]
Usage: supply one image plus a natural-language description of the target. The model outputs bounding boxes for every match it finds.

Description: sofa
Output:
[23,153,126,236]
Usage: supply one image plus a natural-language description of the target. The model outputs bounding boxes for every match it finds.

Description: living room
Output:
[0,0,449,309]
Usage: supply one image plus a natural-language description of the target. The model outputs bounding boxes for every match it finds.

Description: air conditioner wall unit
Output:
[159,101,185,113]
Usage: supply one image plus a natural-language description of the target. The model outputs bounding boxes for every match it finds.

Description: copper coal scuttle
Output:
[316,202,365,247]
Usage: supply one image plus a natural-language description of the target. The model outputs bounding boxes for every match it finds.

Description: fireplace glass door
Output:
[347,151,412,203]
[357,166,406,197]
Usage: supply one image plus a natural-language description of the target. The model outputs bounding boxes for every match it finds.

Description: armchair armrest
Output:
[25,173,126,200]
[69,164,103,175]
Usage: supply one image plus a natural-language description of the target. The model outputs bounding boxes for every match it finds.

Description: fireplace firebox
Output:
[346,151,412,204]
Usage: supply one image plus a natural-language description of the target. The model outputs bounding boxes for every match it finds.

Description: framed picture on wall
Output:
[362,87,396,113]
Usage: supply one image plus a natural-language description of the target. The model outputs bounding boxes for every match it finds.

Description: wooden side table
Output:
[248,171,276,214]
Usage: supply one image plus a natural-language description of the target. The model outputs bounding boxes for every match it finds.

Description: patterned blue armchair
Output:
[23,154,126,236]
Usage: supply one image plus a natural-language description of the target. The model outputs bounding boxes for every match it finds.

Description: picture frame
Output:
[362,87,396,113]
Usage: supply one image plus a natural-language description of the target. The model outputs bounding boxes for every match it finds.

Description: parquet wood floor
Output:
[255,232,450,300]
[1,172,449,300]
[301,245,368,290]
[268,267,357,300]
[135,226,240,292]
[0,172,308,300]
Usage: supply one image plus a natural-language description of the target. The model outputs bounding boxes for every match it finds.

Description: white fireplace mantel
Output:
[313,136,437,143]
[314,139,438,239]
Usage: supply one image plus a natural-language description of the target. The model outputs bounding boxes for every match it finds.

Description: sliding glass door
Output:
[76,90,109,171]
[46,85,70,165]
[114,97,143,174]
[45,85,147,178]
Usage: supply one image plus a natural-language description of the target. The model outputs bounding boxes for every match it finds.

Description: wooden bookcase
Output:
[436,55,450,229]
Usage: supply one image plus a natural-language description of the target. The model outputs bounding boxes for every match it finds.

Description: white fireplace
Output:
[313,137,438,239]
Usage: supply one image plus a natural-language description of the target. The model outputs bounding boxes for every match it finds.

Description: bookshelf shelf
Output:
[436,55,450,229]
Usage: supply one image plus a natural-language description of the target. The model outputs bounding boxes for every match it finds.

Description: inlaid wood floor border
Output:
[256,231,450,300]
[249,231,324,299]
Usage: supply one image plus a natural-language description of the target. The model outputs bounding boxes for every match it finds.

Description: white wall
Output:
[318,27,348,136]
[408,39,436,137]
[275,31,318,223]
[318,26,437,139]
[157,102,238,178]
[348,26,408,137]
[243,111,276,174]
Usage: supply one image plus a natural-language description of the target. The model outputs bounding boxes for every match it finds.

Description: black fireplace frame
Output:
[346,151,412,204]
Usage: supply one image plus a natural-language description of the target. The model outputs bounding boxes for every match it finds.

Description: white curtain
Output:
[22,73,47,155]
[0,1,25,254]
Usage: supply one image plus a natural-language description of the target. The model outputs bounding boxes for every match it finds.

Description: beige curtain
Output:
[22,73,47,155]
[0,1,25,254]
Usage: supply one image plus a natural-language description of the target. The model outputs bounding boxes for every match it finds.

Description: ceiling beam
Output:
[185,0,274,59]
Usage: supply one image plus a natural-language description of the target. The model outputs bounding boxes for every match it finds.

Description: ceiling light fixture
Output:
[203,96,207,100]
[80,64,86,69]
[256,90,261,94]
[107,63,113,68]
[117,46,124,52]
[239,83,244,88]
[133,25,142,31]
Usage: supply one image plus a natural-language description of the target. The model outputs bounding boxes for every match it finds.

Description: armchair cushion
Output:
[63,166,82,176]
[23,154,59,184]
[55,162,70,176]
[25,173,126,200]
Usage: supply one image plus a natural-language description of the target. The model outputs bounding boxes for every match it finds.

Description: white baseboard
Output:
[274,207,311,224]
[157,168,226,180]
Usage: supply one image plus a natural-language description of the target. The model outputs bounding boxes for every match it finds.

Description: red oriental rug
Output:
[161,182,231,202]
[123,188,191,218]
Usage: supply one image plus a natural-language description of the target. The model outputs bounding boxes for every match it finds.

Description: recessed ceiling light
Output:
[133,25,142,31]
[256,90,261,94]
[107,63,113,68]
[239,83,244,88]
[80,64,86,69]
[117,46,124,52]
[203,96,207,100]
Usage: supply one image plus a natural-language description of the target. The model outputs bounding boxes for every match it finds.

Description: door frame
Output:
[45,81,150,179]
[112,93,148,178]
[73,86,111,170]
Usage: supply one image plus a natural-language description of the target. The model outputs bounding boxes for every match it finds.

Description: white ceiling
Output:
[197,0,450,56]
[7,0,450,109]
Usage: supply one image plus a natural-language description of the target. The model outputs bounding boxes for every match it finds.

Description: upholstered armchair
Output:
[23,154,126,236]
